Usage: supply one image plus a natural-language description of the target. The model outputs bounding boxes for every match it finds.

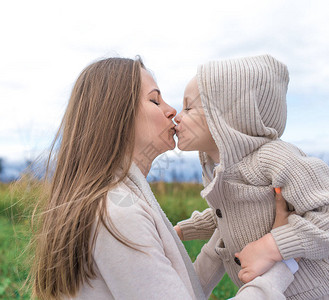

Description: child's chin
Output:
[177,141,194,152]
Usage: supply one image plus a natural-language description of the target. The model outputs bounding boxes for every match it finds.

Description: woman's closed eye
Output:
[184,107,191,112]
[150,99,160,106]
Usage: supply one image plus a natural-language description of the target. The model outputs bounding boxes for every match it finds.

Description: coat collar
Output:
[125,162,206,300]
[125,162,159,210]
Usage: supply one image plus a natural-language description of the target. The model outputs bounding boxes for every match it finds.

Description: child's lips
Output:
[174,126,179,136]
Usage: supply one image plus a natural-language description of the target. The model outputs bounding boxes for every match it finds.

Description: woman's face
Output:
[134,69,176,171]
[174,76,216,152]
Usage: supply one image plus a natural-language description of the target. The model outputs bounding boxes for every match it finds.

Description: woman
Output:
[31,56,296,300]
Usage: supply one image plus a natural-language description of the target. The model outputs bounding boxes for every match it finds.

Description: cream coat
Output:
[70,162,294,300]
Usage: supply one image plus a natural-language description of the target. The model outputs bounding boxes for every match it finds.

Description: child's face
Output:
[174,76,217,153]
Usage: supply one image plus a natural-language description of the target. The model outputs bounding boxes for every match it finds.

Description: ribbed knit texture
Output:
[197,54,289,172]
[179,55,329,299]
[177,208,217,240]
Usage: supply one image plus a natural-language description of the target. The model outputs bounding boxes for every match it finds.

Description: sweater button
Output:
[216,209,222,218]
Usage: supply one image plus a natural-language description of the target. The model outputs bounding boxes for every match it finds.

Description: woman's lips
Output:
[168,125,175,134]
[164,127,176,139]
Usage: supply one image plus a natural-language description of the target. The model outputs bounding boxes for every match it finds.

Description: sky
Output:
[1,0,329,163]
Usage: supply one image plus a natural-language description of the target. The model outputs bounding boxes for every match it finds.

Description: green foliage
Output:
[0,216,31,299]
[150,182,209,225]
[0,158,3,176]
[182,240,239,299]
[0,182,238,299]
[0,179,43,223]
[151,182,239,299]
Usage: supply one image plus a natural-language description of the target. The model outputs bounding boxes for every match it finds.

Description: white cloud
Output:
[0,0,329,160]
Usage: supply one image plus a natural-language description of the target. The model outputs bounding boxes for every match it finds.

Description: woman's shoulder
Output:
[106,181,156,226]
[93,183,164,256]
[107,180,142,208]
[104,179,169,241]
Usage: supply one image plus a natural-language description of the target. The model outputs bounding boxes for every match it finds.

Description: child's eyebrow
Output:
[185,96,193,107]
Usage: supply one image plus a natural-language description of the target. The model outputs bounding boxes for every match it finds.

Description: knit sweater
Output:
[177,55,329,300]
[70,162,295,300]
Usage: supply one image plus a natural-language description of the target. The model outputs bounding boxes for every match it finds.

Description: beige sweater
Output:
[70,162,295,300]
[178,55,329,300]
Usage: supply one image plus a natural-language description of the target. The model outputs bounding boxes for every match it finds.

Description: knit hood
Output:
[196,54,289,194]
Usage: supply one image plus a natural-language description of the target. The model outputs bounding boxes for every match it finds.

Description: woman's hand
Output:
[235,188,295,283]
[174,225,183,240]
[235,233,282,283]
[272,188,294,229]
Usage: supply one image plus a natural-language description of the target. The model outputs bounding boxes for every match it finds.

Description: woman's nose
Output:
[174,113,181,124]
[165,105,177,119]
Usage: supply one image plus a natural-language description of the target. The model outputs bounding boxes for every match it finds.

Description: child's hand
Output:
[174,225,183,240]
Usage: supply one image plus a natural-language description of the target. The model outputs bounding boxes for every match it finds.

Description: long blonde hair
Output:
[30,57,144,299]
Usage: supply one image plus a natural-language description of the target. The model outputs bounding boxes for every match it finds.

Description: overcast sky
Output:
[1,0,329,163]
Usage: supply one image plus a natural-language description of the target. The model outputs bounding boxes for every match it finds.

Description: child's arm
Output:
[174,207,217,240]
[260,144,329,261]
[237,143,329,283]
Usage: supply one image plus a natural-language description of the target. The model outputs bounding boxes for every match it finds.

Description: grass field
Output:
[0,181,238,299]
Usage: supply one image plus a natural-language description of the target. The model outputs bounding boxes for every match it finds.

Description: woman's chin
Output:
[168,142,176,151]
[161,137,176,151]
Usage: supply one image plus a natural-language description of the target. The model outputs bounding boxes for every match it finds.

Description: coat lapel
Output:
[126,162,206,300]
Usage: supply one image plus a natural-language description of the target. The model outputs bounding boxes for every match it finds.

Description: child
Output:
[174,54,329,299]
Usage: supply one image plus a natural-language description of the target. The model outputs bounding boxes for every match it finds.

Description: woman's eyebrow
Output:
[148,88,161,95]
